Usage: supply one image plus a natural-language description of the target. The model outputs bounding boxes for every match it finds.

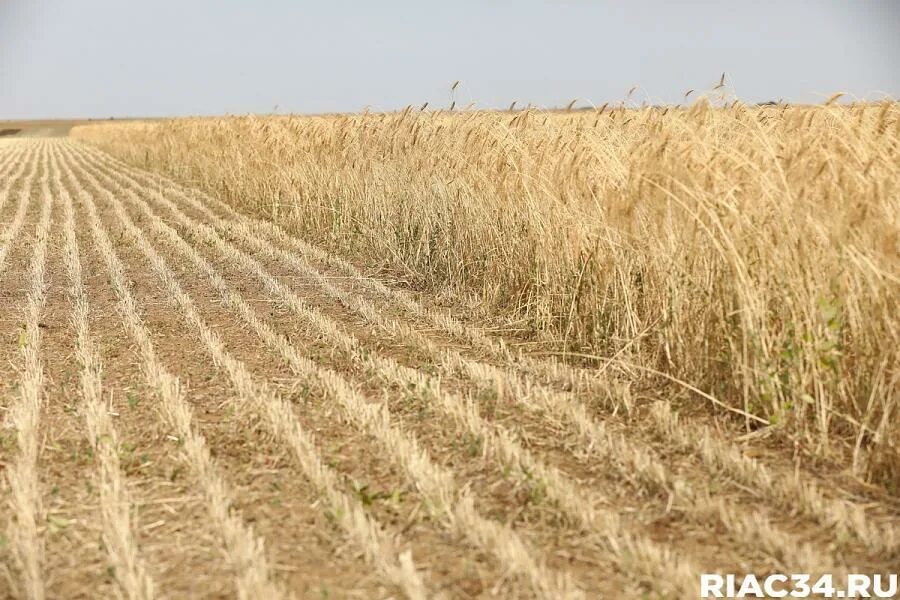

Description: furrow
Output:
[0,144,39,277]
[5,142,52,600]
[0,143,40,597]
[62,153,242,596]
[77,135,899,559]
[52,145,156,600]
[648,402,897,556]
[64,143,578,599]
[0,144,31,208]
[29,141,119,596]
[73,143,832,575]
[0,147,18,176]
[0,143,27,181]
[56,145,286,600]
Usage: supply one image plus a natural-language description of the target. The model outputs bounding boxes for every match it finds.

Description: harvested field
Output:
[0,133,897,598]
[0,120,148,139]
[0,122,86,139]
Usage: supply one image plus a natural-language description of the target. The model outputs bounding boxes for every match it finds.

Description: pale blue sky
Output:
[1,1,898,119]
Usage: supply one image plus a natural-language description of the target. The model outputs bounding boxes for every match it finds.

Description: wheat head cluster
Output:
[72,98,900,487]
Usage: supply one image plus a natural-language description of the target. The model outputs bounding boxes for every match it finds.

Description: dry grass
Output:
[72,100,900,486]
[0,144,38,274]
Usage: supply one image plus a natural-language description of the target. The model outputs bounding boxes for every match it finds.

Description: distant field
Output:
[0,118,147,138]
[0,120,89,138]
[0,101,896,598]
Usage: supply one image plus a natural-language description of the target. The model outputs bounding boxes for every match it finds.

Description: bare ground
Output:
[0,138,897,599]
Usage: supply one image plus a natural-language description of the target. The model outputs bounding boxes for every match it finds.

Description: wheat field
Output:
[0,100,897,598]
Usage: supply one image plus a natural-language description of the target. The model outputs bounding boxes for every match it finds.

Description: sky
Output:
[1,1,898,119]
